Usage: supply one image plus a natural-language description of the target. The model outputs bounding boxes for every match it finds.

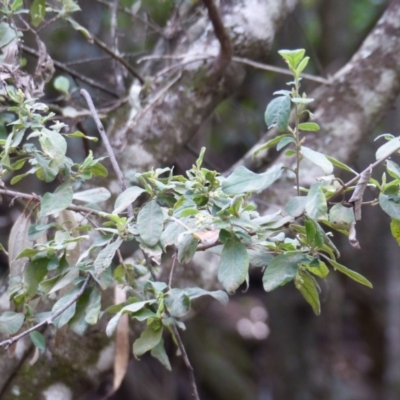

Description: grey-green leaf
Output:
[0,312,24,335]
[94,237,123,276]
[379,193,400,219]
[263,252,306,292]
[222,165,282,195]
[151,339,171,371]
[113,186,146,214]
[164,289,191,318]
[265,95,291,131]
[376,137,400,160]
[137,200,164,246]
[218,237,249,294]
[39,183,73,217]
[30,331,46,351]
[177,234,198,264]
[185,287,229,305]
[301,146,333,175]
[305,184,328,220]
[73,187,111,203]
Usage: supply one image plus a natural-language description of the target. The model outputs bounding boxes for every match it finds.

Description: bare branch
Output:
[172,325,201,400]
[202,0,233,78]
[90,32,145,84]
[21,44,119,97]
[80,89,128,194]
[0,188,103,216]
[0,275,91,349]
[328,140,400,202]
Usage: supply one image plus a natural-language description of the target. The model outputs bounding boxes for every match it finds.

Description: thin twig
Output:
[80,89,128,194]
[232,56,331,85]
[172,325,200,400]
[0,188,103,216]
[168,252,177,287]
[201,0,232,78]
[0,275,91,349]
[138,53,330,85]
[90,32,145,84]
[327,140,400,201]
[21,44,119,97]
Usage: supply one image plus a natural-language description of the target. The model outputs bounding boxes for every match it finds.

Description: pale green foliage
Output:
[2,45,400,371]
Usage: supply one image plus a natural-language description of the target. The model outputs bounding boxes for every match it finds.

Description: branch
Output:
[80,89,129,195]
[0,188,103,216]
[0,275,91,349]
[202,0,233,78]
[21,44,119,97]
[90,32,145,84]
[172,325,200,400]
[327,139,400,202]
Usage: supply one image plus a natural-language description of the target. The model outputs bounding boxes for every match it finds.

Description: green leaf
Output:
[65,131,98,142]
[222,165,282,195]
[324,257,372,288]
[0,312,24,335]
[40,183,73,218]
[296,271,320,315]
[263,252,306,292]
[184,287,229,305]
[91,163,108,177]
[304,259,329,278]
[298,122,320,132]
[67,18,93,41]
[177,234,198,264]
[376,137,400,160]
[52,289,79,328]
[164,289,191,317]
[379,193,400,219]
[301,146,333,175]
[160,221,186,249]
[39,129,67,165]
[151,339,171,371]
[218,237,249,294]
[253,134,291,157]
[278,49,305,70]
[53,76,70,94]
[94,237,123,276]
[23,257,49,296]
[106,300,155,337]
[285,196,307,218]
[305,184,328,220]
[276,136,295,151]
[295,56,310,76]
[133,323,163,357]
[73,188,111,203]
[291,98,314,104]
[390,219,400,245]
[30,331,45,351]
[30,0,45,27]
[329,204,354,230]
[304,219,324,248]
[113,186,146,214]
[386,160,400,180]
[247,246,274,267]
[85,287,102,324]
[137,200,164,246]
[326,155,357,175]
[265,95,291,131]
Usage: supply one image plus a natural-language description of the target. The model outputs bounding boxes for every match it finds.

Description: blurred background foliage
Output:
[2,0,400,399]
